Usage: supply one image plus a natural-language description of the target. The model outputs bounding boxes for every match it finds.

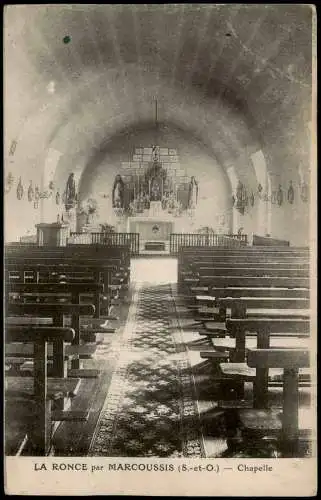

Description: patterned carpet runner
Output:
[89,283,204,457]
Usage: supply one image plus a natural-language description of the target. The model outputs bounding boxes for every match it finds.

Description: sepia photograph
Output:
[4,4,317,496]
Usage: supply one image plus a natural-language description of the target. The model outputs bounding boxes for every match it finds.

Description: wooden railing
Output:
[68,232,140,255]
[169,233,248,255]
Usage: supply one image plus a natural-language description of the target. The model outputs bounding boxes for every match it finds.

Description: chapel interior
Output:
[4,4,316,461]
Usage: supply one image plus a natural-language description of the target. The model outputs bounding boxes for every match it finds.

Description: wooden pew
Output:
[194,287,309,315]
[178,247,309,275]
[196,267,309,279]
[6,281,104,316]
[217,317,310,402]
[5,261,121,315]
[6,303,99,378]
[220,301,310,361]
[5,325,81,455]
[184,276,310,292]
[177,246,309,291]
[5,243,131,280]
[184,270,311,308]
[6,282,117,336]
[183,261,309,278]
[5,242,131,286]
[189,261,310,274]
[196,291,309,329]
[239,348,311,456]
[199,296,310,362]
[179,246,308,254]
[216,296,309,323]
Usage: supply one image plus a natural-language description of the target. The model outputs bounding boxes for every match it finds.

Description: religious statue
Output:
[287,180,294,204]
[5,172,14,194]
[300,181,309,203]
[16,177,24,200]
[188,176,198,209]
[112,174,125,208]
[150,174,162,201]
[277,184,283,206]
[148,162,163,202]
[27,181,34,202]
[65,172,77,211]
[235,180,247,215]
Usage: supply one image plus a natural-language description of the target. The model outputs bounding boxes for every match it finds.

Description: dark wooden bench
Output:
[223,309,310,362]
[6,282,117,336]
[193,287,309,317]
[196,291,309,327]
[184,276,310,292]
[199,296,309,357]
[6,302,99,378]
[5,243,131,277]
[5,261,122,314]
[177,246,309,291]
[216,317,310,403]
[238,348,311,456]
[5,325,84,455]
[5,242,131,285]
[182,260,310,279]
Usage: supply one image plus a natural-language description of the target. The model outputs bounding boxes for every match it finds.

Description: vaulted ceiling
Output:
[4,4,314,187]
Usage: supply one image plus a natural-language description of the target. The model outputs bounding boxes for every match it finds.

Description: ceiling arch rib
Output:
[46,78,261,186]
[5,4,312,195]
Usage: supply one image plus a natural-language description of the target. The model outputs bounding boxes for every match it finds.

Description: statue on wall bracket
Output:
[65,172,77,211]
[235,180,248,215]
[16,177,24,200]
[112,174,125,208]
[27,181,34,202]
[287,180,294,204]
[300,181,309,203]
[277,184,283,206]
[188,176,198,209]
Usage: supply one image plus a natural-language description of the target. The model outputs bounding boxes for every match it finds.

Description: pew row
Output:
[6,303,100,378]
[5,325,89,456]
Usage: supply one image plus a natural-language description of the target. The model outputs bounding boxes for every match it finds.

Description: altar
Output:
[127,216,174,240]
[127,203,174,252]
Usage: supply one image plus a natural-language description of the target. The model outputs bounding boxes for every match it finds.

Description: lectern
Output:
[36,223,70,247]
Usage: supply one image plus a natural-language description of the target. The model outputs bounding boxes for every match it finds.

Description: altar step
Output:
[139,240,170,255]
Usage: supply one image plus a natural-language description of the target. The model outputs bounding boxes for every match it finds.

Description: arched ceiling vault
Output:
[5,4,313,189]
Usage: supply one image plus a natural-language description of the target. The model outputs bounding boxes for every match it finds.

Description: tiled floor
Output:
[89,281,204,457]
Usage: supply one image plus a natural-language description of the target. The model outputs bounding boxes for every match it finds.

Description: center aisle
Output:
[89,259,204,457]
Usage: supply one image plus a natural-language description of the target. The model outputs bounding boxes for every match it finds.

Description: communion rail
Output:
[169,233,248,255]
[68,232,140,256]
